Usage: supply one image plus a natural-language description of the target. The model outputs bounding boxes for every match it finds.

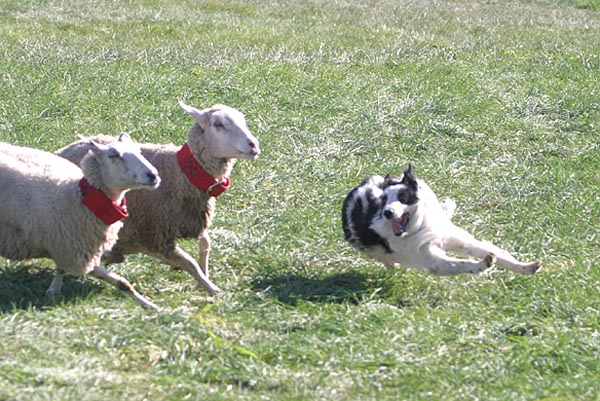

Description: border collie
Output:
[342,165,541,275]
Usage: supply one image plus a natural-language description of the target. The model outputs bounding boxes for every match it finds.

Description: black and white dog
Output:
[342,165,541,275]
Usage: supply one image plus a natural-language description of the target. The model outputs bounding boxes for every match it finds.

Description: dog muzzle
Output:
[383,209,410,236]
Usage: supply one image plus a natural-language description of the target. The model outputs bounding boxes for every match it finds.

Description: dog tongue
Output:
[391,213,409,236]
[391,220,404,236]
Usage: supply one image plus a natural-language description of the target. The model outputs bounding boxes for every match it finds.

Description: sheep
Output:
[56,101,260,295]
[0,133,161,309]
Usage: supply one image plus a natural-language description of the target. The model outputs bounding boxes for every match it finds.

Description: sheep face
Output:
[179,101,260,160]
[89,133,161,192]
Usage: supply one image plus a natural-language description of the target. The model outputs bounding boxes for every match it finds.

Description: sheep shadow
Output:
[251,270,387,306]
[0,264,103,312]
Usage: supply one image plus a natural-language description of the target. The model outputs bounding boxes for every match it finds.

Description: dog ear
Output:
[401,164,418,189]
[383,173,401,188]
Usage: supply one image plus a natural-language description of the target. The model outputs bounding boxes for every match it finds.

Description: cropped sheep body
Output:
[0,143,120,276]
[0,135,161,309]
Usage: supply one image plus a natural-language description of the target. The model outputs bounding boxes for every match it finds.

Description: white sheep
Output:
[56,101,260,295]
[0,133,161,309]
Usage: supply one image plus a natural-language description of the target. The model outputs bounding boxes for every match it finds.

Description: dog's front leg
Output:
[444,227,541,275]
[414,245,496,276]
[364,249,397,269]
[376,258,397,269]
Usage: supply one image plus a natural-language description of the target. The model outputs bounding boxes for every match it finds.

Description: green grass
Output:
[0,0,599,400]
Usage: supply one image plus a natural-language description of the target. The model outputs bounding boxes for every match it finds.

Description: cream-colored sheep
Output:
[56,101,260,295]
[0,133,161,309]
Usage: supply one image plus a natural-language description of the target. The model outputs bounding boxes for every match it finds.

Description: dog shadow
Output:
[0,264,103,312]
[251,270,396,306]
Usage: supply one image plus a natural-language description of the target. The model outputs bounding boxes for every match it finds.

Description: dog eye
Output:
[398,191,413,204]
[398,191,418,205]
[214,120,224,129]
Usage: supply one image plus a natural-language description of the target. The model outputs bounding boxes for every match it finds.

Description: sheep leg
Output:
[153,245,221,295]
[90,265,158,310]
[102,249,125,265]
[46,269,64,296]
[198,231,211,277]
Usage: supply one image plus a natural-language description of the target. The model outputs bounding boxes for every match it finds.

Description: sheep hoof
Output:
[45,289,61,299]
[141,301,159,310]
[137,297,159,310]
[199,283,222,296]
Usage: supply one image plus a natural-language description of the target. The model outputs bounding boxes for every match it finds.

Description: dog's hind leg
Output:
[444,227,541,275]
[415,245,496,276]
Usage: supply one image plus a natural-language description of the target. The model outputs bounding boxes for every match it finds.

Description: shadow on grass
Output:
[252,271,371,305]
[0,264,102,313]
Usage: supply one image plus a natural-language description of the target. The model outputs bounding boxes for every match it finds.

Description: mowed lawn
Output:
[0,0,599,400]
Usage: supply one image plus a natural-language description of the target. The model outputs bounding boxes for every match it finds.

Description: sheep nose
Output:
[147,172,157,182]
[249,140,260,155]
[383,209,393,219]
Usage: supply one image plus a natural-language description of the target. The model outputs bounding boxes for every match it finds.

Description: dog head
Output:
[380,164,420,237]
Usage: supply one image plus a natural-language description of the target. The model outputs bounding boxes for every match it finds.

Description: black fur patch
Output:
[342,178,392,254]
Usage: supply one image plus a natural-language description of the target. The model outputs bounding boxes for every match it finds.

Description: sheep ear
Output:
[117,132,132,143]
[87,139,109,156]
[178,100,211,128]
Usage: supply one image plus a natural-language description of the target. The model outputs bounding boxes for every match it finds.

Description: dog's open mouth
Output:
[391,212,410,236]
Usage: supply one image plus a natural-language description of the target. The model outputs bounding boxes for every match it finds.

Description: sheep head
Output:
[86,132,161,194]
[179,100,260,160]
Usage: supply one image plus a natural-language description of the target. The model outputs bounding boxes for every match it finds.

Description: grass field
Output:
[0,0,599,400]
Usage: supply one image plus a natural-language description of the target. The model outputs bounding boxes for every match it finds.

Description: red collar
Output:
[79,178,128,225]
[176,143,231,197]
